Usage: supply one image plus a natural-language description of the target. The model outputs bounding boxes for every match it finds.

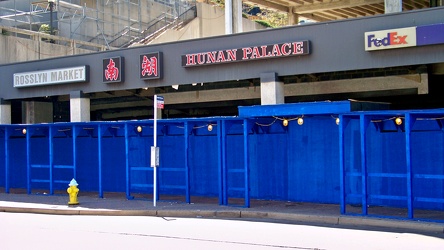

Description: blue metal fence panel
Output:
[286,117,340,203]
[189,135,219,196]
[2,105,444,219]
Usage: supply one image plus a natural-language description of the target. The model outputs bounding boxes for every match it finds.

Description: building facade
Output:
[1,5,444,221]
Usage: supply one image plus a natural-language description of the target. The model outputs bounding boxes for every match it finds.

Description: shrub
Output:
[255,20,273,28]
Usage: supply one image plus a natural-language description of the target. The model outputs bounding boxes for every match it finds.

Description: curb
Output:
[1,205,444,234]
[338,216,444,234]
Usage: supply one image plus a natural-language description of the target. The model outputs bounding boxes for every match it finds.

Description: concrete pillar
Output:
[385,0,402,13]
[288,7,299,26]
[232,0,243,33]
[225,0,243,34]
[70,91,90,122]
[0,99,11,124]
[260,72,284,105]
[22,101,53,124]
[225,0,233,34]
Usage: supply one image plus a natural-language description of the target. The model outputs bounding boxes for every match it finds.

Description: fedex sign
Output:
[365,27,416,51]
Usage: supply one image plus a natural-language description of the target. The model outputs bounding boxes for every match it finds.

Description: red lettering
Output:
[281,43,291,56]
[105,58,119,81]
[271,44,281,56]
[398,35,407,44]
[186,54,196,65]
[292,42,304,54]
[242,47,252,60]
[250,47,261,59]
[390,32,407,45]
[197,53,205,64]
[206,51,217,63]
[261,46,268,58]
[141,56,158,77]
[217,50,226,62]
[226,49,237,61]
[389,32,398,44]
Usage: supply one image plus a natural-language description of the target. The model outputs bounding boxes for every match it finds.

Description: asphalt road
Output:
[1,212,443,250]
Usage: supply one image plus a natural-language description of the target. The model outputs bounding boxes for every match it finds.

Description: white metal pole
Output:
[153,95,158,207]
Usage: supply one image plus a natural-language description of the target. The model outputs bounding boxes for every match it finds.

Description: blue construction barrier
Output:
[1,101,444,221]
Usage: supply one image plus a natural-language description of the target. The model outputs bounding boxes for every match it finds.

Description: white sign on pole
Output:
[150,146,159,167]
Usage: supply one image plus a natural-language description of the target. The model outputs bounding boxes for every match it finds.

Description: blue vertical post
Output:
[243,119,250,208]
[124,123,131,199]
[49,126,54,195]
[72,125,77,180]
[360,114,368,215]
[98,124,103,198]
[184,121,190,203]
[339,115,346,214]
[217,120,223,205]
[405,113,414,219]
[217,120,228,205]
[5,127,9,193]
[26,127,30,194]
[221,120,227,205]
[217,120,227,205]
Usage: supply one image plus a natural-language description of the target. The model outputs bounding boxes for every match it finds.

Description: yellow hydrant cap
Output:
[69,178,78,186]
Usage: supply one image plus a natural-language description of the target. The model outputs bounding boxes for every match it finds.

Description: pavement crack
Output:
[95,230,323,249]
[160,217,176,221]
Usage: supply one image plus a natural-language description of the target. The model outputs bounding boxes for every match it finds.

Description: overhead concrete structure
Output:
[242,0,431,24]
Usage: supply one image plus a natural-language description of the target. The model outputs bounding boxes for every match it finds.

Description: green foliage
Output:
[207,0,288,28]
[209,0,224,8]
[255,20,273,28]
[260,10,287,28]
[39,24,51,34]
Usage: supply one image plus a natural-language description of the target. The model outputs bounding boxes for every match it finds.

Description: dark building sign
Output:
[181,41,310,67]
[103,57,124,83]
[140,52,163,80]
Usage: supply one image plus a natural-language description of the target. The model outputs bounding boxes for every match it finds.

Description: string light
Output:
[283,119,288,127]
[297,117,304,125]
[207,124,213,131]
[256,116,305,127]
[136,126,142,133]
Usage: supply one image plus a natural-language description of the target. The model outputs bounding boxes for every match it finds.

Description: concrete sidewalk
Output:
[1,191,444,236]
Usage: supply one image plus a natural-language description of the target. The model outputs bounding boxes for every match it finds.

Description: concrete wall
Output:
[150,3,266,44]
[0,33,94,64]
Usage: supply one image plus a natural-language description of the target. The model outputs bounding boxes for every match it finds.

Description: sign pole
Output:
[153,95,158,207]
[152,95,164,207]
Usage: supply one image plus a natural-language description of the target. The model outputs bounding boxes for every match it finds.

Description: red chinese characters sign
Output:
[103,57,124,83]
[140,52,163,80]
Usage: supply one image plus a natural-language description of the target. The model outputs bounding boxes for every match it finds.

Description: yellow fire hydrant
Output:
[67,178,79,205]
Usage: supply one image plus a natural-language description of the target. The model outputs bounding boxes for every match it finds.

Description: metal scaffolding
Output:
[0,0,196,49]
